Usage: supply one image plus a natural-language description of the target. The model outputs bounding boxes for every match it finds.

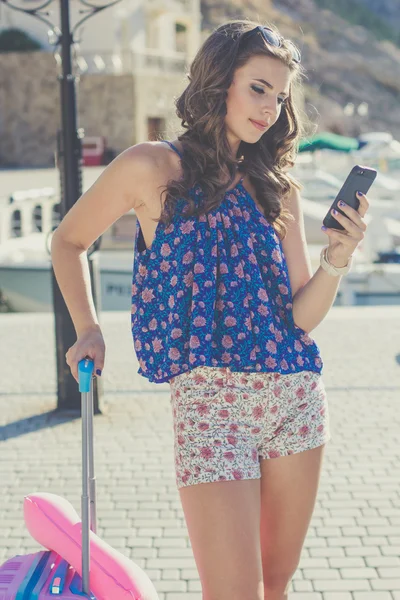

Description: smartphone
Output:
[322,165,377,230]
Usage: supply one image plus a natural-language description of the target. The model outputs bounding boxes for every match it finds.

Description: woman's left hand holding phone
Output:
[321,191,369,267]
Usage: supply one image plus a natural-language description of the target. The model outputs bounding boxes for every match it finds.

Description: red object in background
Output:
[82,136,106,166]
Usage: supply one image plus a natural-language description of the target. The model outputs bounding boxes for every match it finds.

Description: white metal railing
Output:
[0,190,60,245]
[70,48,187,75]
[0,189,137,250]
[146,0,197,10]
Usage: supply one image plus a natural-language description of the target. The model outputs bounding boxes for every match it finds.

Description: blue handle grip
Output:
[78,358,95,393]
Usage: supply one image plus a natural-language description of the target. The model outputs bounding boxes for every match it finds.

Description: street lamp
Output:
[0,0,122,413]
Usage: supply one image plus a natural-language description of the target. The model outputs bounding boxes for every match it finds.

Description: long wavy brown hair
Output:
[156,18,310,241]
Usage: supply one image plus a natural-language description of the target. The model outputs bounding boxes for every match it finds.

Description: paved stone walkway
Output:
[1,306,399,599]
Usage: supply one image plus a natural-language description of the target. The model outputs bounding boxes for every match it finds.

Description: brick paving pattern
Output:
[1,306,399,598]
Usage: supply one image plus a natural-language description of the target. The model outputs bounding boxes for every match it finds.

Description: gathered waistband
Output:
[169,365,320,388]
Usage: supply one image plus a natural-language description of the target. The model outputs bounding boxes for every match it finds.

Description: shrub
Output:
[0,28,42,53]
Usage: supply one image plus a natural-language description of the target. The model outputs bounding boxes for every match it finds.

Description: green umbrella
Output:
[299,132,359,153]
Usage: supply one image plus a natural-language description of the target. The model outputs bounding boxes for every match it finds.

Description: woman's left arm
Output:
[281,185,369,334]
[291,265,345,334]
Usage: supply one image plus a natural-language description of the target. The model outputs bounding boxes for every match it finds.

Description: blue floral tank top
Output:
[131,140,323,384]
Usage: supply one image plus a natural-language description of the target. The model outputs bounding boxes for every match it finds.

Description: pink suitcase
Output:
[0,357,159,600]
[1,359,104,599]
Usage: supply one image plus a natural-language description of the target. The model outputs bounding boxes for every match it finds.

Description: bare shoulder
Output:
[115,142,158,208]
[120,140,183,211]
[146,139,184,179]
[115,141,157,172]
[51,140,181,251]
[132,140,184,211]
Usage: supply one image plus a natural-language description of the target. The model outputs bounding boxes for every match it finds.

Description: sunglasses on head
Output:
[241,25,301,64]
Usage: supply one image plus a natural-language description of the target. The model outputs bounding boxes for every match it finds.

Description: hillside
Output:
[342,0,400,34]
[201,0,400,139]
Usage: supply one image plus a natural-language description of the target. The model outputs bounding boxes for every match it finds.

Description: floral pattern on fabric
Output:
[131,143,323,384]
[169,366,331,489]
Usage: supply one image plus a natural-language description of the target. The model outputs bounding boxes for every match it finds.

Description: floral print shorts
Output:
[169,366,331,490]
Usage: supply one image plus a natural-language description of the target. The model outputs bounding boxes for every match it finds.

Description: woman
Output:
[52,19,369,600]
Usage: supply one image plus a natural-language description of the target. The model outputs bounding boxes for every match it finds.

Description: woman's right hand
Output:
[65,325,106,383]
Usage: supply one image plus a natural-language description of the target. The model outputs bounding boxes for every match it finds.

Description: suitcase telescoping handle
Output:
[78,358,97,597]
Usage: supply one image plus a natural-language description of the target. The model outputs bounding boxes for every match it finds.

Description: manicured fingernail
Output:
[357,190,363,196]
[339,200,345,207]
[321,226,327,230]
[96,369,102,376]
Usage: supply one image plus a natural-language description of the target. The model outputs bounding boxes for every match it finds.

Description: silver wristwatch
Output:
[320,245,353,277]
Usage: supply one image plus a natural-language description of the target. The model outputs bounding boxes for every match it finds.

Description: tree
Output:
[0,28,42,53]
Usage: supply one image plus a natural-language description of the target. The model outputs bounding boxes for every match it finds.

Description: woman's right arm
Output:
[50,143,155,378]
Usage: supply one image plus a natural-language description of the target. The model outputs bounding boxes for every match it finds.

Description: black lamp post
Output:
[0,0,122,413]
